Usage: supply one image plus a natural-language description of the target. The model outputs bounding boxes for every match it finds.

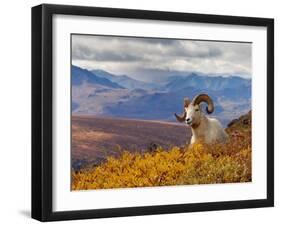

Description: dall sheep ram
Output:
[175,94,229,144]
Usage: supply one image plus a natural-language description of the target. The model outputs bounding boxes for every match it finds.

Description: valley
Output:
[72,115,189,169]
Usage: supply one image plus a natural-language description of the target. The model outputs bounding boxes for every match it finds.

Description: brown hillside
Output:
[226,110,251,134]
[72,112,252,190]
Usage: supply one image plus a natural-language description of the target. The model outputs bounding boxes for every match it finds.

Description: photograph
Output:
[30,3,274,221]
[71,34,252,190]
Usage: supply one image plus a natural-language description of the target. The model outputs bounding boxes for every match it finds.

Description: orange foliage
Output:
[72,129,251,190]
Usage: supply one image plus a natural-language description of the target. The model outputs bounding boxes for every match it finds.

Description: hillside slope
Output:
[72,112,252,190]
[71,116,189,170]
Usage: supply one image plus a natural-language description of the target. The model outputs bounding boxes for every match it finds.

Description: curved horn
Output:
[174,112,186,122]
[174,98,190,122]
[192,94,214,114]
[184,97,190,108]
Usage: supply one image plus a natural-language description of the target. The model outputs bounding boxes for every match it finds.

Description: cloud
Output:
[72,34,251,79]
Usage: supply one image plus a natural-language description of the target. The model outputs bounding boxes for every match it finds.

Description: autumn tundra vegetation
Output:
[71,111,251,190]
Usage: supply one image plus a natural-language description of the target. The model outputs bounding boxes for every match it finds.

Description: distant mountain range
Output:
[71,65,251,126]
[72,65,123,89]
[164,73,251,92]
[91,69,158,90]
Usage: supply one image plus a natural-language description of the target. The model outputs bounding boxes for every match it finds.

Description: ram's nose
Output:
[185,118,192,124]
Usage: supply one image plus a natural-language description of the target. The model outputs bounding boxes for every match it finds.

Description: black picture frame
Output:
[32,4,274,222]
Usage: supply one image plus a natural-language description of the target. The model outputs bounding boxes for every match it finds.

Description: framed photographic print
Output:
[32,4,274,221]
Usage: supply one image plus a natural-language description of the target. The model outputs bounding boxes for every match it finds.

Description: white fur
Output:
[184,105,229,144]
[189,116,229,144]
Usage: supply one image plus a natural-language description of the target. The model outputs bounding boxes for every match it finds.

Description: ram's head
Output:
[174,94,214,128]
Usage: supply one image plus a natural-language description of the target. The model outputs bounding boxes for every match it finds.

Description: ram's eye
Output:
[195,108,199,112]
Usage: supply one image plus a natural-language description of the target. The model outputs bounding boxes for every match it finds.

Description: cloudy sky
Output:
[72,34,252,81]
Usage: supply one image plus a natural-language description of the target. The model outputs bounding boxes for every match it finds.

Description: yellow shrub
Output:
[72,130,251,190]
